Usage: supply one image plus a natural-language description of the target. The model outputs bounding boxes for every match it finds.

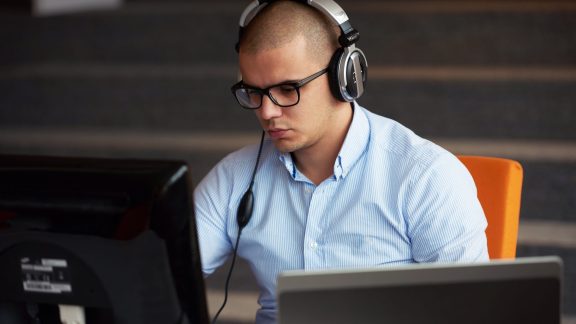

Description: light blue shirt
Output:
[194,103,488,324]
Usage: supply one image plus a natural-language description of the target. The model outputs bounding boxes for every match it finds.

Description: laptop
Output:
[277,256,562,324]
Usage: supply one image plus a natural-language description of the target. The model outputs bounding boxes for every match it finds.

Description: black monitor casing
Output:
[0,155,209,324]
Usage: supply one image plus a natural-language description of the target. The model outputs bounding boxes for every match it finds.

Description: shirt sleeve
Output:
[404,152,490,262]
[193,158,235,276]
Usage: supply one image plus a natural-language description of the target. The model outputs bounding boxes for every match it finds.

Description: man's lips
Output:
[268,128,289,139]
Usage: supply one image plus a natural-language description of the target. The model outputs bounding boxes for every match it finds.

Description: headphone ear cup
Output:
[328,47,346,102]
[344,48,368,100]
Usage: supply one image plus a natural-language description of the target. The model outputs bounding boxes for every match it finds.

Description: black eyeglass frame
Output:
[231,68,328,109]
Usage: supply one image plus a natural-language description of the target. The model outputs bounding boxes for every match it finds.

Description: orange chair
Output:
[457,156,523,259]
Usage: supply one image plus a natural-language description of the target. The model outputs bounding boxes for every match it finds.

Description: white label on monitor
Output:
[20,257,72,294]
[42,258,68,267]
[23,281,72,293]
[21,264,53,272]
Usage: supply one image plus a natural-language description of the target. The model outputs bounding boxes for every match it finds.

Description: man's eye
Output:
[279,86,296,93]
[246,88,261,95]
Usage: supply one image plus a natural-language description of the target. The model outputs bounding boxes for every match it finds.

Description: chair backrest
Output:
[457,156,523,259]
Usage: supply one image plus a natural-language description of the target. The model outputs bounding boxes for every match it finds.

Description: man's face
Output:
[239,36,340,154]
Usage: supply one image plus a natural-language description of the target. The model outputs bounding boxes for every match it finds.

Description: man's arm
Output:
[404,152,489,262]
[194,159,236,275]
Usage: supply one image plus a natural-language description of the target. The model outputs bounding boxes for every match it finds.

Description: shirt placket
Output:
[302,182,330,269]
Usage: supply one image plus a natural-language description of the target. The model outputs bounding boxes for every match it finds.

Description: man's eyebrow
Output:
[242,79,299,89]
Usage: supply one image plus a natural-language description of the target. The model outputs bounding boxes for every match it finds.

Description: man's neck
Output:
[292,103,354,185]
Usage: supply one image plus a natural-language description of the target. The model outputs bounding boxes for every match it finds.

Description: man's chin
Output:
[271,138,300,153]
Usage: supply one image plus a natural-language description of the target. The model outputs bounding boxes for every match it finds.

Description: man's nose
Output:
[258,95,283,120]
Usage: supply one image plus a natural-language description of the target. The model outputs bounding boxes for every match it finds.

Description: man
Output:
[194,1,488,323]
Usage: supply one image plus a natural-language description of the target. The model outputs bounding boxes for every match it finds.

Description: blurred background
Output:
[1,0,575,323]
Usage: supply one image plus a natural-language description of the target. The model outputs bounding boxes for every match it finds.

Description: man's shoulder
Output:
[360,107,474,204]
[209,139,276,176]
[221,142,265,164]
[195,140,274,196]
[362,107,452,168]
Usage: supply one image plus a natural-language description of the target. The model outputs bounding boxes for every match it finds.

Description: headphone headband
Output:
[237,0,359,51]
[236,0,367,102]
[239,0,348,26]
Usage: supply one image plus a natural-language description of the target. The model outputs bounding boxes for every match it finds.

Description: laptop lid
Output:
[277,256,562,324]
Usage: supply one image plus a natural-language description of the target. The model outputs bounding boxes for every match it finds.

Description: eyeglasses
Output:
[231,68,328,109]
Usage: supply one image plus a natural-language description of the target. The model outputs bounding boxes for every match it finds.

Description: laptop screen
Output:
[277,257,562,324]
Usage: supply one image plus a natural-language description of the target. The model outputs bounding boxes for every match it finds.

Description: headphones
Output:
[235,0,368,102]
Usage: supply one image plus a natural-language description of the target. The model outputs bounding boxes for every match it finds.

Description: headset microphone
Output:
[237,190,254,229]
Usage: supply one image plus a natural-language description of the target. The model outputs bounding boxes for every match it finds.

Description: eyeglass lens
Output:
[235,84,299,109]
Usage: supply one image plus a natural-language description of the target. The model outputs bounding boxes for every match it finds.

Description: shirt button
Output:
[310,241,318,250]
[305,187,313,194]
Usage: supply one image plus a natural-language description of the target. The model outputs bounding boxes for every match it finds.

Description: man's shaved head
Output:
[239,1,340,66]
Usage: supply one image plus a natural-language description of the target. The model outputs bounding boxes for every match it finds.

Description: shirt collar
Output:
[278,102,370,181]
[334,102,370,179]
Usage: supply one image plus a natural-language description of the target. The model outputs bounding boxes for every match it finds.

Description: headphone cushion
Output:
[328,47,346,102]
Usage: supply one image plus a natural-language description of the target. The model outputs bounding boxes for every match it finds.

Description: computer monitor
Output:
[0,154,209,324]
[277,257,563,324]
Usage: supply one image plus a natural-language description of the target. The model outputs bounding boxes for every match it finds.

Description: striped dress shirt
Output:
[194,103,489,324]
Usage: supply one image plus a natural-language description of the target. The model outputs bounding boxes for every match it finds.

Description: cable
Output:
[211,131,265,324]
[211,228,242,324]
[248,131,266,191]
